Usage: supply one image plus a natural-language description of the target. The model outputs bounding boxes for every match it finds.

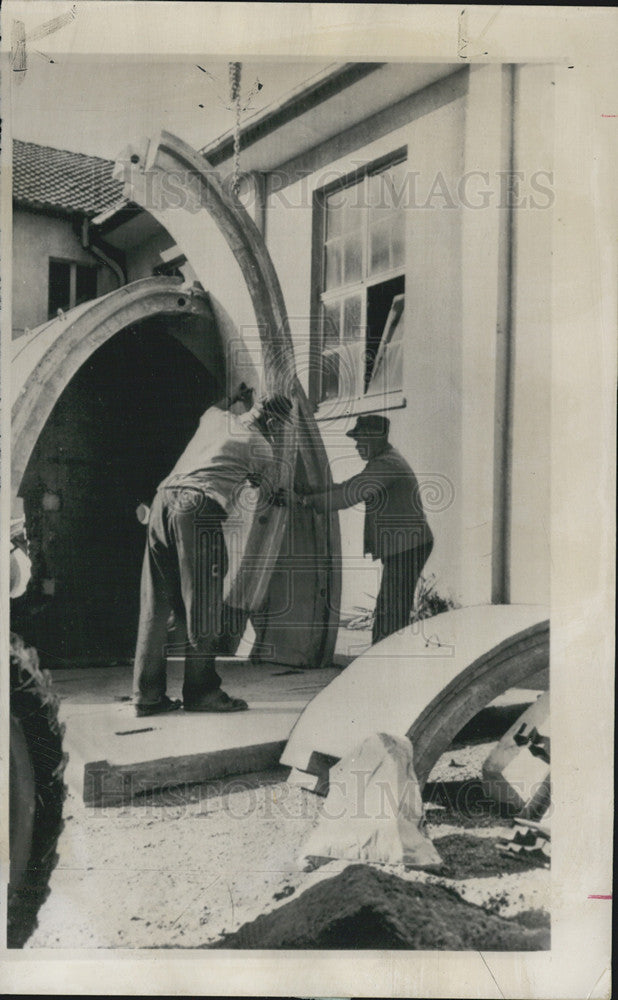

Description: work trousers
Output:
[372,540,433,645]
[133,488,227,706]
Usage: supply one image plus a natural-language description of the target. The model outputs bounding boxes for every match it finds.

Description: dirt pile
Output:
[212,863,550,950]
[433,833,546,878]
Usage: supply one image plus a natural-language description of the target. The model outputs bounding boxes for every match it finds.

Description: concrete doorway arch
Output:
[11,277,242,507]
[12,278,232,663]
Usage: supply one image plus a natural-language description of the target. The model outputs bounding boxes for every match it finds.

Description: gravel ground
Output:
[28,744,550,949]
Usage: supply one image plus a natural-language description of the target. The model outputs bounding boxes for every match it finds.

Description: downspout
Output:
[491,64,516,604]
[80,216,127,288]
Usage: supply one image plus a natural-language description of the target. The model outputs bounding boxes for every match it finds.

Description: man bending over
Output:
[133,388,292,717]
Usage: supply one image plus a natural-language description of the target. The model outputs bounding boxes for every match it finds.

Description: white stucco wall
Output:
[125,229,175,283]
[264,64,551,614]
[12,208,116,338]
[265,86,467,613]
[459,64,513,607]
[509,65,554,605]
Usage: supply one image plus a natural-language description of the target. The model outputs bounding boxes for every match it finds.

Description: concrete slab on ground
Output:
[56,659,341,807]
[52,657,339,705]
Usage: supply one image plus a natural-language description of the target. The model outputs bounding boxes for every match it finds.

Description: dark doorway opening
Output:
[16,319,219,666]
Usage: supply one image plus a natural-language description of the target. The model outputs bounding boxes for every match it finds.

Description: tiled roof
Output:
[13,139,125,216]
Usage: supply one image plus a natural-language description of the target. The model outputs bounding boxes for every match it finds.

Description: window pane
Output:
[382,160,407,209]
[324,239,342,289]
[343,232,362,285]
[342,295,362,342]
[391,212,405,268]
[334,341,364,399]
[320,352,340,401]
[341,187,363,233]
[322,301,341,348]
[368,171,394,221]
[48,260,71,318]
[76,265,97,306]
[325,191,344,238]
[365,279,405,394]
[381,338,403,392]
[369,219,392,275]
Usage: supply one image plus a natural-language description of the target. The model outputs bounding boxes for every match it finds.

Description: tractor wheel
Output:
[7,632,67,948]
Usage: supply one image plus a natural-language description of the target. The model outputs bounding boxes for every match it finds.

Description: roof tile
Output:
[13,139,124,216]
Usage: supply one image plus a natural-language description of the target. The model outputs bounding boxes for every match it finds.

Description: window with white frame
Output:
[48,258,98,319]
[314,153,407,405]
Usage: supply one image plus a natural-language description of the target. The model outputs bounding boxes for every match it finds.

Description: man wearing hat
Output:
[132,387,293,716]
[300,414,433,645]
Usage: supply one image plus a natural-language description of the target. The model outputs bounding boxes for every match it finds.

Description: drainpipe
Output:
[80,216,127,288]
[491,65,516,604]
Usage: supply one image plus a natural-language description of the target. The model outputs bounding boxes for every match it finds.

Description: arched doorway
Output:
[16,317,219,664]
[12,278,240,665]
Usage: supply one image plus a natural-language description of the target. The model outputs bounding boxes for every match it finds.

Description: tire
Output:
[8,632,67,949]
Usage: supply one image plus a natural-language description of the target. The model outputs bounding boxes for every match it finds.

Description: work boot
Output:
[135,695,182,718]
[183,689,248,712]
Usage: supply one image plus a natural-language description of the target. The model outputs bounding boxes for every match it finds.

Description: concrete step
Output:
[56,660,341,806]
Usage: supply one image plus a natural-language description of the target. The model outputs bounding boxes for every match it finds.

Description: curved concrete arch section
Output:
[11,276,228,511]
[281,604,549,788]
[114,132,340,668]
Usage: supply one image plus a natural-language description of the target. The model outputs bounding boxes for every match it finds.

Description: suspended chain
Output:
[228,61,242,196]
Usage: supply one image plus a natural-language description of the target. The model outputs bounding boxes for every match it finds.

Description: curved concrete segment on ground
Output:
[281,604,549,787]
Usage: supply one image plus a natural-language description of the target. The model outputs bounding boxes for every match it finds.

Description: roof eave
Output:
[200,62,384,166]
[90,199,143,234]
[14,198,88,220]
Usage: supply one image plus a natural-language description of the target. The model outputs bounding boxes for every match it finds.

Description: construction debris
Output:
[497,816,551,866]
[483,691,550,817]
[300,733,442,869]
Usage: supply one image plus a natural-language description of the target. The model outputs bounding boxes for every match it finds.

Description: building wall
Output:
[459,64,552,609]
[125,229,176,283]
[264,64,551,614]
[509,64,553,605]
[266,82,467,614]
[12,208,116,338]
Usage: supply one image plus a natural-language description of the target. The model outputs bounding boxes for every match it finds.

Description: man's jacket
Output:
[159,406,274,515]
[313,444,433,559]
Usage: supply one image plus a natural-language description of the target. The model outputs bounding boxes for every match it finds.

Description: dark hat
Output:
[346,414,390,439]
[259,394,293,423]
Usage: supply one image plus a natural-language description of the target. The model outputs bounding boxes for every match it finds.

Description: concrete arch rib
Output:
[113,132,341,667]
[11,277,215,512]
[282,604,549,787]
[115,132,295,386]
[406,617,549,787]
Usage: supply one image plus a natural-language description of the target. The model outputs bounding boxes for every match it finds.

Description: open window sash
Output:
[366,293,404,396]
